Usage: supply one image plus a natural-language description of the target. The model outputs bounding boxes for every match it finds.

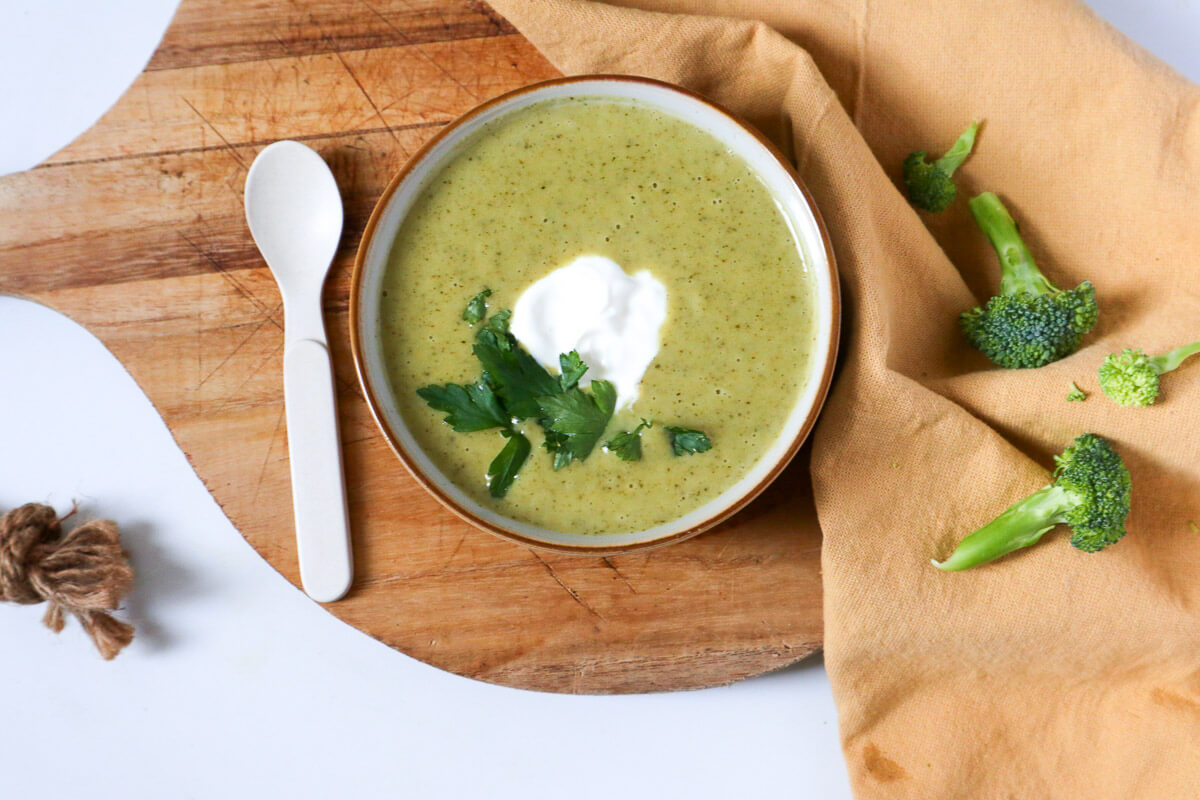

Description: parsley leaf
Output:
[487,429,531,498]
[479,309,511,336]
[473,328,560,420]
[416,380,509,432]
[540,427,573,471]
[463,288,492,324]
[605,419,652,462]
[664,426,712,456]
[558,350,588,391]
[536,379,616,467]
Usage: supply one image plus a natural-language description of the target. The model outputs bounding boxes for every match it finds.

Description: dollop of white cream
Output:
[511,255,667,409]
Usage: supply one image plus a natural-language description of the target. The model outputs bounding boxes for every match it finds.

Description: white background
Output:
[0,2,1195,797]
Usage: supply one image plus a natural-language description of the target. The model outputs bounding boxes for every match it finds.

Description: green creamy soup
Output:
[381,97,815,535]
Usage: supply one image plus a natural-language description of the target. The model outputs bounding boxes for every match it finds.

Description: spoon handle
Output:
[282,337,353,602]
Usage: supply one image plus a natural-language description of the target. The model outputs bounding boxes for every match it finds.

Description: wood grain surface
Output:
[0,0,823,693]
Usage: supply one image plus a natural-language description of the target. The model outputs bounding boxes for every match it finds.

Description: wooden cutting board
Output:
[0,0,823,693]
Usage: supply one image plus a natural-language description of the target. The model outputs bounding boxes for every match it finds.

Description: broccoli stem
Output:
[934,120,979,176]
[1149,340,1200,374]
[933,484,1072,571]
[969,192,1057,297]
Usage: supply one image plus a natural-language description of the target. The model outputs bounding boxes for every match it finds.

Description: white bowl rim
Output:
[349,75,841,556]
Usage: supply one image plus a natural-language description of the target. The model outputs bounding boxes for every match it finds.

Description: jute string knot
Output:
[0,503,134,659]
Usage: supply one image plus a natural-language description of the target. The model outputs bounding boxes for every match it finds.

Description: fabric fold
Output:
[488,0,1200,795]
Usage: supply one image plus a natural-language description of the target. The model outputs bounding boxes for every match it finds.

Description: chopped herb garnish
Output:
[664,426,712,456]
[487,429,531,498]
[558,350,588,391]
[479,308,511,336]
[463,288,492,324]
[1066,381,1087,402]
[541,427,573,471]
[416,380,509,432]
[473,326,560,420]
[605,419,652,462]
[418,301,714,500]
[536,379,617,468]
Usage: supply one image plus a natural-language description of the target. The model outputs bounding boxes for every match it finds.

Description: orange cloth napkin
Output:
[489,0,1200,795]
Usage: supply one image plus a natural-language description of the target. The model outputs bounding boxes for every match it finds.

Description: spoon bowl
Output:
[246,141,344,298]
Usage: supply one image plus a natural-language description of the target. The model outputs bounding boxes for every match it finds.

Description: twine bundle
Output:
[0,503,134,659]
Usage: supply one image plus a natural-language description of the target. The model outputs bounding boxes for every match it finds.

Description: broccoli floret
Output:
[1066,381,1086,402]
[933,433,1131,571]
[959,193,1098,368]
[903,120,979,212]
[1098,341,1200,407]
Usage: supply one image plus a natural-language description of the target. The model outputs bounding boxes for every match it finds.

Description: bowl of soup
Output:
[350,76,839,554]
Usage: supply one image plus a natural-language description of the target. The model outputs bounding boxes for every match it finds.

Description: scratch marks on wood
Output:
[227,333,284,399]
[481,641,820,694]
[715,538,733,561]
[37,120,447,171]
[359,0,482,102]
[469,0,518,35]
[180,232,282,329]
[438,533,468,573]
[338,433,380,446]
[145,0,516,73]
[271,32,295,59]
[359,0,420,46]
[253,404,288,503]
[601,557,638,594]
[531,551,604,620]
[181,97,249,170]
[196,315,276,388]
[333,369,367,403]
[331,49,401,142]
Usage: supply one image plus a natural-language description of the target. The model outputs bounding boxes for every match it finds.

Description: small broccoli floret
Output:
[903,120,979,212]
[959,193,1098,368]
[1098,350,1160,407]
[1098,341,1200,407]
[933,433,1131,571]
[1066,381,1086,402]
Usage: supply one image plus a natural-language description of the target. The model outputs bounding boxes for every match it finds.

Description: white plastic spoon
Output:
[244,140,353,603]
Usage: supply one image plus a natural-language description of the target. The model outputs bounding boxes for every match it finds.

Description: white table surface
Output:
[0,2,1195,797]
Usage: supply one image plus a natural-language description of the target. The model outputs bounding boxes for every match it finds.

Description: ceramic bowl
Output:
[350,75,839,555]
